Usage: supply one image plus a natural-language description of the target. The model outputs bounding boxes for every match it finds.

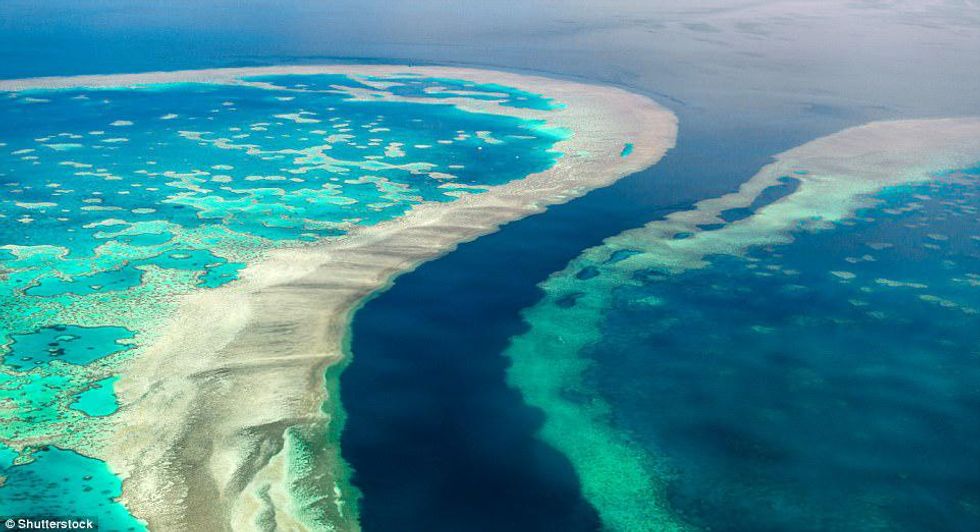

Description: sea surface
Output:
[2,1,980,531]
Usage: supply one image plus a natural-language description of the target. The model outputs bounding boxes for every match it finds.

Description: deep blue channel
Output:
[340,107,851,530]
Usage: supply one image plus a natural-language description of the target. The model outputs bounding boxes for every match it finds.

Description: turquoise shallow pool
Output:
[0,72,566,525]
[0,444,137,530]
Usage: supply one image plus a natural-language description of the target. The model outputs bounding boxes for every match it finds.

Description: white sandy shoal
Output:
[1,65,677,530]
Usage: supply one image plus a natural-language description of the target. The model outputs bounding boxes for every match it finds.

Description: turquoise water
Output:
[0,444,140,531]
[3,325,133,370]
[70,377,119,417]
[507,167,980,530]
[0,72,566,525]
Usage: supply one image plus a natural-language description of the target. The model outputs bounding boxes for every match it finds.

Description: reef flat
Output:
[505,118,980,531]
[0,66,676,529]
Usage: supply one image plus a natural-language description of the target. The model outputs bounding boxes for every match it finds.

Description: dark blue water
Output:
[341,110,845,530]
[718,176,800,224]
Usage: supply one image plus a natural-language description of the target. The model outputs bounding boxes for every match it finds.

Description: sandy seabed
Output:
[1,65,678,530]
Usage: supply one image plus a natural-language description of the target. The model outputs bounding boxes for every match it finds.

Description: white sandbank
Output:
[2,65,677,530]
[608,117,980,273]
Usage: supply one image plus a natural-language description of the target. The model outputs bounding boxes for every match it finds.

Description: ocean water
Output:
[3,1,980,531]
[0,73,566,525]
[506,168,980,530]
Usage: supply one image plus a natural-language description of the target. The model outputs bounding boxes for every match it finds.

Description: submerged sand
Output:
[2,66,677,530]
[505,117,980,532]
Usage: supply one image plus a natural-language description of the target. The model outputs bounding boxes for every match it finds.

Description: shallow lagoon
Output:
[0,73,566,524]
